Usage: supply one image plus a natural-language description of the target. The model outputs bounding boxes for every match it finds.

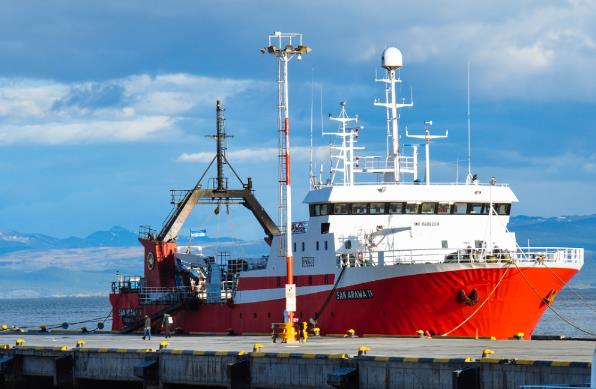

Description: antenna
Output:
[260,32,310,335]
[466,61,473,184]
[374,47,413,183]
[309,70,315,189]
[319,86,324,135]
[406,120,448,185]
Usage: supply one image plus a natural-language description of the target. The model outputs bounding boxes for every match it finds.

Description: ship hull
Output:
[110,262,579,339]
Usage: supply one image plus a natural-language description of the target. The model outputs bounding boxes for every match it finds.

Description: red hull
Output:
[110,265,578,339]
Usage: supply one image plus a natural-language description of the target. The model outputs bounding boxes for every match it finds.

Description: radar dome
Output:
[382,47,403,70]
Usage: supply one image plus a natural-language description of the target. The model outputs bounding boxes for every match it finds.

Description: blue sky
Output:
[1,0,595,240]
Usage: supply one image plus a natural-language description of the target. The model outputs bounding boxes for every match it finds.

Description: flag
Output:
[190,228,207,238]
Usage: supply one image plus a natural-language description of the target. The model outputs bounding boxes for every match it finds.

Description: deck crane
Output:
[139,100,279,289]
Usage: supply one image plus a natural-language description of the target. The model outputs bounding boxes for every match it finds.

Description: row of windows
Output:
[294,240,329,252]
[309,202,511,217]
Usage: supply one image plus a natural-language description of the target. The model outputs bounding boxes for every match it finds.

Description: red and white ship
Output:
[110,34,583,340]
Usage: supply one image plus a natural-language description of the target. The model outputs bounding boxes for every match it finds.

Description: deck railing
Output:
[340,247,584,267]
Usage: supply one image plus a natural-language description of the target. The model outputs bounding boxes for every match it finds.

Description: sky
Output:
[0,0,595,240]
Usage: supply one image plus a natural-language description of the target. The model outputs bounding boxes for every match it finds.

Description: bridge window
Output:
[468,203,483,214]
[495,203,511,215]
[453,203,467,214]
[310,203,330,217]
[333,203,350,215]
[420,202,436,214]
[321,223,330,234]
[405,203,419,214]
[369,202,386,214]
[352,203,368,215]
[437,202,450,214]
[388,202,404,214]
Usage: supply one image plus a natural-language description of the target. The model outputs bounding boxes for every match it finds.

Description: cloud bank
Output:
[0,74,261,145]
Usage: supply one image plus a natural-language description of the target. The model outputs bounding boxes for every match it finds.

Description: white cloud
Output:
[178,146,329,163]
[344,0,596,100]
[0,73,262,145]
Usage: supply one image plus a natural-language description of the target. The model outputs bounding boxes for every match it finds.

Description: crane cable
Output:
[512,261,596,338]
[441,262,512,337]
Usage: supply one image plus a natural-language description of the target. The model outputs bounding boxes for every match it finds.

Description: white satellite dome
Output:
[382,47,403,70]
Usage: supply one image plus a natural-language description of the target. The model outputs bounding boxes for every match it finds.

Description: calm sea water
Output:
[0,289,594,337]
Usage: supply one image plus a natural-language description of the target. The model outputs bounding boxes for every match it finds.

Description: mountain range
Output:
[0,215,594,297]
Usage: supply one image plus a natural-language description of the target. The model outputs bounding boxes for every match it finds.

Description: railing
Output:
[111,276,143,293]
[138,286,196,305]
[318,180,510,188]
[138,225,156,240]
[338,247,584,268]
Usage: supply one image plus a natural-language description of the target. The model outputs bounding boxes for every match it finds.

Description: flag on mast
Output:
[190,228,207,238]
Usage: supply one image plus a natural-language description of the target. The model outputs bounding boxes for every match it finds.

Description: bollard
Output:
[513,332,524,340]
[253,343,263,352]
[159,341,169,350]
[481,349,494,358]
[357,346,370,356]
[344,329,356,338]
[76,340,85,348]
[15,339,24,347]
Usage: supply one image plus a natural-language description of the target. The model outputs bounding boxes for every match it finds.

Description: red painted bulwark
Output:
[140,239,177,288]
[111,265,578,339]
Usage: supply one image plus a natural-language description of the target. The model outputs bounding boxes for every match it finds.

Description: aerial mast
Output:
[374,47,413,183]
[406,121,448,185]
[261,32,310,331]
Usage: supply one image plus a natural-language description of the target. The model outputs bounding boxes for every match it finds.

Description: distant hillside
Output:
[0,226,138,255]
[509,214,596,251]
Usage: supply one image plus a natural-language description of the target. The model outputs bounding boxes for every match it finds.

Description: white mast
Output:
[406,121,448,185]
[309,72,315,189]
[466,61,473,184]
[260,32,310,328]
[374,47,413,183]
[324,101,362,186]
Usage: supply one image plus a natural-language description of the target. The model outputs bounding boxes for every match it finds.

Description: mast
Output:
[324,101,361,186]
[466,61,473,184]
[374,47,413,183]
[261,32,310,328]
[214,100,227,192]
[406,121,448,185]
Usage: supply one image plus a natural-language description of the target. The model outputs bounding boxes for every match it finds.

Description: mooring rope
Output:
[441,263,512,336]
[4,310,112,331]
[512,262,596,338]
[539,260,596,314]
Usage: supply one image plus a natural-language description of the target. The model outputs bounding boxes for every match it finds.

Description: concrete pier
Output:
[1,333,594,388]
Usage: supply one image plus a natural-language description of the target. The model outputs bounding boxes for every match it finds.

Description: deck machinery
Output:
[113,100,278,333]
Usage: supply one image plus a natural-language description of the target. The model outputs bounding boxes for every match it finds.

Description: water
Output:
[0,289,594,337]
[0,296,112,331]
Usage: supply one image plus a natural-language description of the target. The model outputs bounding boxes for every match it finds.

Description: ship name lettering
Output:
[336,289,374,300]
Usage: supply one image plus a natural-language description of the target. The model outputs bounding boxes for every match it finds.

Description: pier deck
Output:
[1,333,594,361]
[1,333,594,388]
